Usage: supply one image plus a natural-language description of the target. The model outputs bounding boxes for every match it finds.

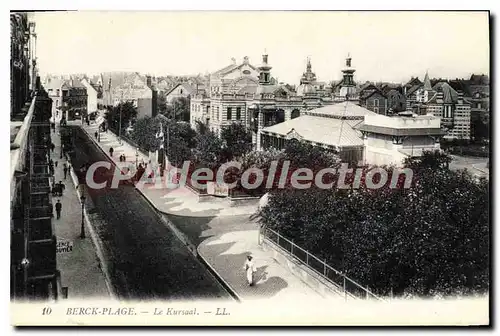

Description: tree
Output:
[259,160,489,298]
[403,150,452,171]
[164,96,190,122]
[104,102,138,134]
[157,91,168,115]
[129,115,196,167]
[193,130,224,170]
[284,139,340,171]
[195,120,209,135]
[220,122,253,161]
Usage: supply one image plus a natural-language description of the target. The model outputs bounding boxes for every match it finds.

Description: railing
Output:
[260,226,384,301]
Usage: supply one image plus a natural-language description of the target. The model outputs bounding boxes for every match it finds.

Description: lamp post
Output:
[135,147,139,169]
[80,194,86,239]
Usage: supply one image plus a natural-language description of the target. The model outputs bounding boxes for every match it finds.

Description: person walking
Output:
[109,147,114,157]
[243,255,257,286]
[63,165,68,179]
[50,142,55,153]
[54,160,58,168]
[95,131,98,140]
[58,181,65,196]
[55,200,62,220]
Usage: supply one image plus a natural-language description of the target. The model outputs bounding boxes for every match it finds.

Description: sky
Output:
[33,11,490,85]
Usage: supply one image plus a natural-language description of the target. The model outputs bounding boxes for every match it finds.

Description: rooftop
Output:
[307,101,377,120]
[262,115,364,148]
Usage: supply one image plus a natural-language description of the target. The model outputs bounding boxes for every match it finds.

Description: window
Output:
[374,107,379,114]
[180,89,183,94]
[236,107,241,120]
[478,103,482,109]
[227,107,232,120]
[56,89,60,96]
[56,100,59,107]
[216,106,219,120]
[374,99,379,107]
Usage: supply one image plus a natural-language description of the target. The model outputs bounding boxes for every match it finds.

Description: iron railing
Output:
[259,226,384,301]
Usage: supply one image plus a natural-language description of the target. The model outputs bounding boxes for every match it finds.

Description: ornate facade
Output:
[190,54,340,149]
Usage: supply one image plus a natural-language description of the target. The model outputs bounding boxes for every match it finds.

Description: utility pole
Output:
[118,91,123,144]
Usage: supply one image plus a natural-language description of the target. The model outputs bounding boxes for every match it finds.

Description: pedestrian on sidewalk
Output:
[244,255,257,286]
[54,160,58,168]
[58,181,66,196]
[63,166,68,179]
[50,143,55,153]
[109,147,114,157]
[95,131,98,140]
[55,200,62,219]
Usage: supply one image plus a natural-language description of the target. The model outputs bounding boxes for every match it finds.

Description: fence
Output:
[260,226,384,301]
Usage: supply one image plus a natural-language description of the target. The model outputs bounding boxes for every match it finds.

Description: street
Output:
[67,126,230,301]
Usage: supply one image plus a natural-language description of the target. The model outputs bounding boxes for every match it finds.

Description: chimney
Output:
[243,56,249,65]
[146,75,152,88]
[231,57,236,65]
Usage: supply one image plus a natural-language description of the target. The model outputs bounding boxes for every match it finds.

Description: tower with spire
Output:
[337,53,358,101]
[297,57,318,97]
[258,53,272,85]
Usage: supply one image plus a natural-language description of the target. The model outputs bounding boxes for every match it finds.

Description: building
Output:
[191,54,339,144]
[101,72,154,107]
[11,12,59,301]
[260,101,444,167]
[43,77,64,120]
[404,77,423,109]
[425,83,471,140]
[61,78,88,121]
[164,83,194,104]
[358,113,444,166]
[404,72,472,140]
[359,84,389,115]
[383,86,406,114]
[80,77,99,115]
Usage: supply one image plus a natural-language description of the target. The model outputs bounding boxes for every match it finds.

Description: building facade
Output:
[43,77,63,121]
[191,54,342,147]
[165,83,194,104]
[405,72,472,140]
[11,13,59,301]
[80,77,99,115]
[61,78,88,121]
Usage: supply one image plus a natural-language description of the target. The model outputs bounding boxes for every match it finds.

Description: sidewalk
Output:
[80,123,339,302]
[50,123,110,299]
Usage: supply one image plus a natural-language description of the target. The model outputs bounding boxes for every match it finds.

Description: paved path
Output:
[79,122,331,302]
[50,123,110,299]
[449,155,489,179]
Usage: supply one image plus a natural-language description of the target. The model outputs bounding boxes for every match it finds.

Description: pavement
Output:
[449,154,489,179]
[49,119,110,299]
[79,121,332,302]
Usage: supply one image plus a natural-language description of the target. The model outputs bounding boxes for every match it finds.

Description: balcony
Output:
[29,217,53,241]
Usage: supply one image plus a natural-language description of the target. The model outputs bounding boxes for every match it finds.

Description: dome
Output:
[296,83,316,97]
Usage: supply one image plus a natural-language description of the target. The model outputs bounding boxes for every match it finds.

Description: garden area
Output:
[258,151,489,298]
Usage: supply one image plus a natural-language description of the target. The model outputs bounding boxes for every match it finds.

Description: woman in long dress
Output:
[244,256,256,286]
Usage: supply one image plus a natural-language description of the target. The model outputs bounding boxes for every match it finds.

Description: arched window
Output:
[291,109,300,119]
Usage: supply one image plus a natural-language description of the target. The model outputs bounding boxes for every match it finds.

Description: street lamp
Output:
[80,194,86,239]
[135,147,139,169]
[21,258,30,297]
